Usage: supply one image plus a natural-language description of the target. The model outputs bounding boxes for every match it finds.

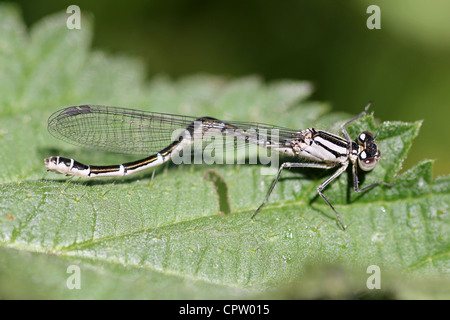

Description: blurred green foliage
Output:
[9,0,450,176]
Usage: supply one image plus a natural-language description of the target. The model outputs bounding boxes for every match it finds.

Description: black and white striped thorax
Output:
[286,128,351,166]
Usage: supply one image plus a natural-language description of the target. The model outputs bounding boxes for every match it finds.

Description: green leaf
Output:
[0,5,449,299]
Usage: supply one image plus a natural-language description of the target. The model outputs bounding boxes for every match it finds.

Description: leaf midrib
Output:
[5,186,439,255]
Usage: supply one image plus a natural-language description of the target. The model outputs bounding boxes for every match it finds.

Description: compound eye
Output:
[358,131,374,145]
[358,151,378,171]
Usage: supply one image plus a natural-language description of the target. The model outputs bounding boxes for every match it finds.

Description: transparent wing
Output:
[48,105,299,155]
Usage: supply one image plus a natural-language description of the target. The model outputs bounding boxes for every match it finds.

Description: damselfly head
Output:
[356,131,380,171]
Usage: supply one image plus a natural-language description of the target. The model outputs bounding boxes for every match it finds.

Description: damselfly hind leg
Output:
[252,162,351,230]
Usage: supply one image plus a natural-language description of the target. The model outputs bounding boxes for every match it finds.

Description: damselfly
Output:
[44,103,391,229]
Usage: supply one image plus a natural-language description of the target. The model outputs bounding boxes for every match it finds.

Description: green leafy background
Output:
[0,5,449,299]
